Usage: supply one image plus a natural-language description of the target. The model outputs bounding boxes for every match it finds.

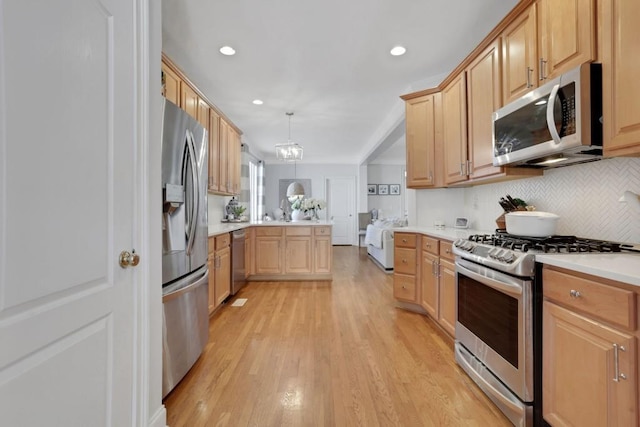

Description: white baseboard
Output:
[148,406,167,427]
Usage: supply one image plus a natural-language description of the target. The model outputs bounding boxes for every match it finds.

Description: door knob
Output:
[119,250,140,268]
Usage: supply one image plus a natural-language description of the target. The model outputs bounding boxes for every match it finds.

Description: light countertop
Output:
[536,253,640,287]
[396,226,493,241]
[208,220,332,237]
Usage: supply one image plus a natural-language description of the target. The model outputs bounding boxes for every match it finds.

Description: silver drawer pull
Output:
[569,289,582,298]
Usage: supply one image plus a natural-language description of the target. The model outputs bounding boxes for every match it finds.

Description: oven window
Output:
[458,273,519,368]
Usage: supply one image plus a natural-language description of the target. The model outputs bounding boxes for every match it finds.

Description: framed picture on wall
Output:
[378,184,389,195]
[367,184,377,195]
[389,184,400,195]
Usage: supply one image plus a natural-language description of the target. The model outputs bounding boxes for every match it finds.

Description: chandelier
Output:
[275,112,303,161]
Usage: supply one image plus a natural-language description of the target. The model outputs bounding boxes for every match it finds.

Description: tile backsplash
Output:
[416,158,640,243]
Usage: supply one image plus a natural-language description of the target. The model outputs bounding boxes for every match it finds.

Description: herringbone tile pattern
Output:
[464,158,640,242]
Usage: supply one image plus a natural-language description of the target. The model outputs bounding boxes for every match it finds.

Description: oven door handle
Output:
[456,260,523,298]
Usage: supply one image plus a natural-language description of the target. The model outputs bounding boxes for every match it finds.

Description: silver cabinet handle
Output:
[431,259,437,277]
[569,289,582,298]
[466,160,472,176]
[459,163,465,176]
[526,66,533,88]
[613,344,627,382]
[539,58,547,81]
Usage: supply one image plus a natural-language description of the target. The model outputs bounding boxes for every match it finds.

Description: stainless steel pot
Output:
[505,211,560,237]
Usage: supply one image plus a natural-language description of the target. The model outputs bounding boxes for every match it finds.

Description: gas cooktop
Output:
[453,230,636,278]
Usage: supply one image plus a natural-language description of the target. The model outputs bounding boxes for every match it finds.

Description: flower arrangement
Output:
[300,198,326,212]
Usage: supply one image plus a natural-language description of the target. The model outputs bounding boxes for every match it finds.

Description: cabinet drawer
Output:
[422,236,439,255]
[314,226,331,236]
[208,236,216,254]
[395,232,417,248]
[255,226,283,237]
[286,226,311,236]
[215,233,230,250]
[543,267,636,330]
[393,273,417,302]
[439,240,454,261]
[395,247,417,275]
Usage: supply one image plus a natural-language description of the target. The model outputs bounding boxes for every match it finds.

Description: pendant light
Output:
[276,112,305,200]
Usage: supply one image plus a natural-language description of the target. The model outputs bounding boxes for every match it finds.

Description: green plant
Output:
[232,205,246,217]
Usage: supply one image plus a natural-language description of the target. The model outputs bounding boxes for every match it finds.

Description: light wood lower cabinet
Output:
[393,233,420,304]
[542,266,638,426]
[208,233,231,314]
[417,237,456,337]
[251,225,332,280]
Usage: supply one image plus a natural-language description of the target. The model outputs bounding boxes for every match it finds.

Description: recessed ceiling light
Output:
[219,46,236,56]
[390,46,406,56]
[252,99,263,105]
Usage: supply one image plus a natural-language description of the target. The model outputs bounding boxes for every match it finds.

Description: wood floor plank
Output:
[164,247,510,426]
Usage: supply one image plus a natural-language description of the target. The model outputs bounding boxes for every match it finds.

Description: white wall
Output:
[263,163,359,219]
[367,164,406,219]
[413,158,640,243]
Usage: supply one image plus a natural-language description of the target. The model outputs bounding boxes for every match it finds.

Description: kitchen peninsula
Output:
[209,221,333,281]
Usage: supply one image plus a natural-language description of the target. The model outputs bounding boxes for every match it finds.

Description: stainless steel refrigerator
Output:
[161,99,209,398]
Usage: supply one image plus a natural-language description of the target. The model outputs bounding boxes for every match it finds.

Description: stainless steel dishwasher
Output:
[230,229,246,295]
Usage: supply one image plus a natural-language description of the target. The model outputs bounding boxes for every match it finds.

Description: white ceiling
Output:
[162,0,519,165]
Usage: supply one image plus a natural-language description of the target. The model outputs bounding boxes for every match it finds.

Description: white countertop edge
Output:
[208,220,333,237]
[536,253,640,287]
[390,226,493,241]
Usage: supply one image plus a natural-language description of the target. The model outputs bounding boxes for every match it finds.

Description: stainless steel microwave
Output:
[492,63,602,168]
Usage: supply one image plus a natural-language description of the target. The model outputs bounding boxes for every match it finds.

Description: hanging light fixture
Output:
[276,112,303,161]
[276,112,305,200]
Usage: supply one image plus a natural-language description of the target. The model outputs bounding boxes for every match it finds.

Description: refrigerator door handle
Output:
[184,130,199,256]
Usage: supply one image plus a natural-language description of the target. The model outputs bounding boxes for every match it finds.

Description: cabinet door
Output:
[255,237,282,274]
[420,251,439,318]
[161,62,181,106]
[442,72,468,185]
[406,94,436,188]
[501,4,538,104]
[543,301,637,427]
[538,0,596,81]
[207,256,216,314]
[219,119,229,194]
[467,40,503,180]
[196,98,210,129]
[214,246,231,307]
[285,237,312,274]
[208,109,221,192]
[180,83,199,120]
[228,127,241,195]
[438,258,456,337]
[602,0,640,156]
[314,236,332,274]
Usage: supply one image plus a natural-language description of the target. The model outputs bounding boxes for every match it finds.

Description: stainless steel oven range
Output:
[452,232,629,427]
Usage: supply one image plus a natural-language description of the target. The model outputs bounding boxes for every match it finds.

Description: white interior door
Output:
[327,176,356,245]
[0,0,142,425]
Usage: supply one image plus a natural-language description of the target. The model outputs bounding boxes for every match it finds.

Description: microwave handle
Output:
[546,83,562,145]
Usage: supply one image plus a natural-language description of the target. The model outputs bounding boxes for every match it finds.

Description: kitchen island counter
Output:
[208,220,332,237]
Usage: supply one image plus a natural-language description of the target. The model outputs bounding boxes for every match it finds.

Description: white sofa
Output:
[366,228,394,270]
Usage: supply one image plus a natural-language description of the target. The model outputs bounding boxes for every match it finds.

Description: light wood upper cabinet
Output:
[442,72,469,185]
[208,109,221,192]
[161,62,181,106]
[602,0,640,157]
[228,127,241,195]
[501,3,538,104]
[219,119,230,194]
[196,98,210,129]
[537,0,596,82]
[466,40,503,180]
[406,93,439,188]
[180,83,199,121]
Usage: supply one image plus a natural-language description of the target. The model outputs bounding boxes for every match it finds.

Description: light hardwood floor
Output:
[164,246,510,426]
